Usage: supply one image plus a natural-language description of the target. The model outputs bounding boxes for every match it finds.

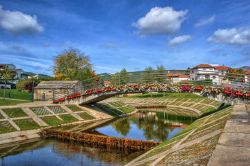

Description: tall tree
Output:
[0,66,16,98]
[54,49,96,80]
[156,65,166,83]
[111,73,119,86]
[120,68,129,85]
[142,66,155,83]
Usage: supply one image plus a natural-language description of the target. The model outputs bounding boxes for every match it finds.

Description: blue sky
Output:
[0,0,250,75]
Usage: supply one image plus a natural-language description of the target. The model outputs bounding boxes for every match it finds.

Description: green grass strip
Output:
[59,114,78,123]
[66,105,83,112]
[2,108,27,118]
[41,116,64,126]
[14,119,40,130]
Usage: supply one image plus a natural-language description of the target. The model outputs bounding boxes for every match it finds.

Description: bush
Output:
[16,79,38,92]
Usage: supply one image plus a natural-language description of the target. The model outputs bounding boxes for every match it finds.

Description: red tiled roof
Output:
[167,73,189,78]
[179,74,189,78]
[193,64,214,68]
[245,70,250,75]
[214,66,230,71]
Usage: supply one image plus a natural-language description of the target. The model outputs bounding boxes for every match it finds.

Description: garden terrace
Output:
[93,101,136,117]
[103,93,222,117]
[0,104,105,135]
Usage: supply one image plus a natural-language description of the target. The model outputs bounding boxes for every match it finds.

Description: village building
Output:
[244,70,250,84]
[190,64,230,85]
[34,81,82,101]
[167,73,190,83]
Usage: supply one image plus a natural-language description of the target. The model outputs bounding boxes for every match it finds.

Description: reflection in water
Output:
[0,139,145,166]
[0,111,192,166]
[92,111,192,142]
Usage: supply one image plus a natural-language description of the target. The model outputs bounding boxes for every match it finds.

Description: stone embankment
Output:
[125,105,235,166]
[208,104,250,166]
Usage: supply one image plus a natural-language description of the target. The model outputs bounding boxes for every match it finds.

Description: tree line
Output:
[111,65,167,85]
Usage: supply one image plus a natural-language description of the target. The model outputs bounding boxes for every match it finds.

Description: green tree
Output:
[54,49,96,80]
[120,68,129,85]
[111,73,119,86]
[0,66,16,98]
[156,65,166,83]
[142,66,155,83]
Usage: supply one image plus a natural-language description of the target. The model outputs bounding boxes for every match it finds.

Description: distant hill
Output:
[98,69,188,83]
[98,73,112,80]
[239,66,250,70]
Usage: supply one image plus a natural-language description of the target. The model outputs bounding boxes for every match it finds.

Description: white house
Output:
[244,70,250,84]
[0,64,35,80]
[167,73,190,83]
[190,64,229,85]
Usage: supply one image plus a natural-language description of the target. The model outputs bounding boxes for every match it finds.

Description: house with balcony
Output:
[190,64,230,85]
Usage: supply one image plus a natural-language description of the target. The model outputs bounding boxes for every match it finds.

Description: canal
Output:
[0,111,193,166]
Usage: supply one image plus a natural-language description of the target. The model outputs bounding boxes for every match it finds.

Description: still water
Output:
[0,111,192,166]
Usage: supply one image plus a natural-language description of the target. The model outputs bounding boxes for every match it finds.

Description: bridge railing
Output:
[52,83,250,104]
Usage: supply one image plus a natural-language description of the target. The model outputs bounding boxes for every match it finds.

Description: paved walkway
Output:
[208,104,250,166]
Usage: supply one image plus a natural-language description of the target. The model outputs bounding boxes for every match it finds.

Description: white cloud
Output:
[168,35,191,46]
[195,16,215,27]
[208,27,250,45]
[133,6,188,35]
[0,5,43,34]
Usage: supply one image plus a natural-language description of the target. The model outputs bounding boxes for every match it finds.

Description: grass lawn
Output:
[41,116,64,126]
[0,121,17,134]
[127,92,204,99]
[2,108,27,118]
[0,89,31,100]
[59,114,78,123]
[77,112,95,120]
[14,119,40,130]
[0,99,29,106]
[66,105,83,112]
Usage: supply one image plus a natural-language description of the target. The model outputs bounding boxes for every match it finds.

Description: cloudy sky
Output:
[0,0,250,75]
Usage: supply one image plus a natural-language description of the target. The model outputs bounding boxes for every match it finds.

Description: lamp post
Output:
[31,77,35,102]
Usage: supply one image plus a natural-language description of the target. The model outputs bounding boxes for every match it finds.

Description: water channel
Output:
[0,111,193,166]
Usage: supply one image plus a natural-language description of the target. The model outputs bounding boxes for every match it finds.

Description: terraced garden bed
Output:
[14,119,40,130]
[2,108,27,118]
[94,103,124,116]
[66,105,83,112]
[109,101,135,114]
[77,112,95,120]
[48,106,66,114]
[31,107,51,116]
[0,121,16,134]
[41,116,63,126]
[59,114,78,123]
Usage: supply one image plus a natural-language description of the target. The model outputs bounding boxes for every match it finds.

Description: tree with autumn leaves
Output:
[53,49,96,81]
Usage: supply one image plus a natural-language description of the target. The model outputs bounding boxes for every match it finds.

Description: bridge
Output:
[52,83,250,105]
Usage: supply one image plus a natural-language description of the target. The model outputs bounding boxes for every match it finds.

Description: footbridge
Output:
[52,83,250,105]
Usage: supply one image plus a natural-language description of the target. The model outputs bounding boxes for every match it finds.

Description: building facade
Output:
[190,64,229,85]
[167,73,190,83]
[34,81,82,101]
